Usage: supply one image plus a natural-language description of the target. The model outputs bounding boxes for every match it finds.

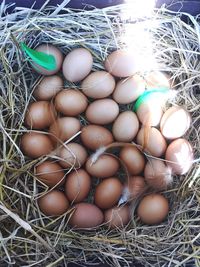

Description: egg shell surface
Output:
[69,203,104,228]
[65,169,91,203]
[86,99,119,125]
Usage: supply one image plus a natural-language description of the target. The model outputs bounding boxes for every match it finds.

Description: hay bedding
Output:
[0,2,200,267]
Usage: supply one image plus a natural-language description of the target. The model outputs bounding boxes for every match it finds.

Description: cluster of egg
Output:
[21,44,194,228]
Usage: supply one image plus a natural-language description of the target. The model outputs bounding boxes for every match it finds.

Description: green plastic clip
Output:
[133,88,169,112]
[20,42,56,71]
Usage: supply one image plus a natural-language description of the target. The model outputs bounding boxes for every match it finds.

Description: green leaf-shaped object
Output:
[20,42,56,71]
[133,88,169,112]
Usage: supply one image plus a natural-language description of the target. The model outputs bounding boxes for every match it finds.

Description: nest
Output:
[0,3,200,267]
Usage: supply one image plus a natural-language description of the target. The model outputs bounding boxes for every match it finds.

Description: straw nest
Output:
[0,3,200,267]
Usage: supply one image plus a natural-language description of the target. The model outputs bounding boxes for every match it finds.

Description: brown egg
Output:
[113,75,145,104]
[86,99,119,125]
[112,111,139,142]
[85,155,119,178]
[136,127,167,157]
[33,44,63,75]
[144,159,172,190]
[33,75,63,100]
[120,146,145,175]
[165,138,194,175]
[81,71,115,99]
[49,117,81,144]
[38,190,69,216]
[55,89,88,116]
[137,193,169,225]
[81,125,114,150]
[160,106,191,139]
[62,48,93,82]
[69,203,104,228]
[95,177,123,209]
[25,101,57,129]
[35,160,65,187]
[58,143,87,168]
[21,132,53,158]
[65,169,91,203]
[136,98,163,126]
[144,71,171,90]
[126,176,147,200]
[104,205,130,228]
[104,50,139,77]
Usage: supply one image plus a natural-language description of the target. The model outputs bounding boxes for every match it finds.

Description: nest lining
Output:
[0,3,200,267]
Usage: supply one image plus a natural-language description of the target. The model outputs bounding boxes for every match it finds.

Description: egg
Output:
[62,48,93,82]
[104,205,130,228]
[144,159,172,190]
[49,117,81,144]
[160,106,191,139]
[38,190,69,216]
[69,203,104,228]
[81,71,115,99]
[86,99,119,125]
[112,111,139,142]
[85,155,119,178]
[21,132,53,158]
[165,138,194,175]
[144,71,171,90]
[126,176,147,200]
[35,160,65,187]
[34,44,63,75]
[33,75,63,100]
[136,97,164,126]
[136,127,167,157]
[113,75,145,104]
[104,50,139,77]
[65,169,91,203]
[25,101,57,129]
[58,142,87,168]
[94,177,123,209]
[120,146,145,175]
[137,193,169,225]
[80,125,113,150]
[55,89,88,116]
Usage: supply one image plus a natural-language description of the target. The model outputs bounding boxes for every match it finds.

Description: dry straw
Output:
[0,2,200,267]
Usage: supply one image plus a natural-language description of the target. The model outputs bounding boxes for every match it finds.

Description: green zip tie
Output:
[133,88,169,112]
[20,42,56,71]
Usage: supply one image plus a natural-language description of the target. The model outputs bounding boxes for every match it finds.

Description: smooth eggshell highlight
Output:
[136,127,167,157]
[69,203,104,228]
[65,169,91,203]
[55,89,88,116]
[86,99,119,125]
[62,48,93,82]
[38,190,69,216]
[25,101,57,129]
[120,146,145,175]
[112,111,139,142]
[81,71,115,99]
[58,143,87,169]
[113,75,145,104]
[33,75,63,100]
[35,160,65,187]
[21,132,53,158]
[137,193,169,225]
[165,138,194,175]
[160,106,191,139]
[85,155,119,178]
[95,177,123,209]
[81,124,114,150]
[105,50,139,77]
